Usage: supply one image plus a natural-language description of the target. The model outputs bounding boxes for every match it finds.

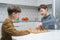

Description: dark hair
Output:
[38,4,48,11]
[7,5,21,15]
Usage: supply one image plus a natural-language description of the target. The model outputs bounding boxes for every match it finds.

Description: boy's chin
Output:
[14,18,18,20]
[41,14,45,17]
[13,18,16,20]
[42,15,46,17]
[12,18,17,20]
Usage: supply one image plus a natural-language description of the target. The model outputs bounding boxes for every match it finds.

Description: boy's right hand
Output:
[24,30,30,34]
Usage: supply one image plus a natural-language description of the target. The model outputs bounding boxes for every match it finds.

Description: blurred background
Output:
[0,0,60,38]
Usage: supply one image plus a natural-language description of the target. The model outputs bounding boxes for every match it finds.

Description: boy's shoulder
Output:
[2,19,12,25]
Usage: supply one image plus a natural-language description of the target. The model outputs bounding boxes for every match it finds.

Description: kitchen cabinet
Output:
[55,0,60,29]
[0,0,52,6]
[0,0,37,6]
[37,0,52,6]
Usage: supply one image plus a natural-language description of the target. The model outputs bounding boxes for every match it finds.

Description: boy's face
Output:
[39,8,48,17]
[11,12,20,20]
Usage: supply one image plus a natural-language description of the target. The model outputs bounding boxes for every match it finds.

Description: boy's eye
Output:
[40,10,43,12]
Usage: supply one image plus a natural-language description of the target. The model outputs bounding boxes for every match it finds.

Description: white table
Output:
[12,30,60,40]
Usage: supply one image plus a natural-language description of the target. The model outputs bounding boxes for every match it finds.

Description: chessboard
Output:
[27,28,50,34]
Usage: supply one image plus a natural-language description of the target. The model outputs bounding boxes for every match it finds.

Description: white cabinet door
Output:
[55,0,60,29]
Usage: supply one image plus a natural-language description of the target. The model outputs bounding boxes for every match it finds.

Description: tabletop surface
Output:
[12,30,60,40]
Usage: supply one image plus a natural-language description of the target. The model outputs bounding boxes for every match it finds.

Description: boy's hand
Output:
[38,22,43,26]
[24,30,30,34]
[36,22,43,30]
[26,28,33,33]
[26,28,40,34]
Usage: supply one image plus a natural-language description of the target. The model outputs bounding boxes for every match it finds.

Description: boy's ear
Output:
[10,12,15,17]
[12,12,16,16]
[12,12,15,15]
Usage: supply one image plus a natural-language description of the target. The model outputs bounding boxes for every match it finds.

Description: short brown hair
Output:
[7,5,21,15]
[38,4,48,11]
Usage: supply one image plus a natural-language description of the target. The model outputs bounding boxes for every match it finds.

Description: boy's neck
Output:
[7,16,14,21]
[43,12,49,18]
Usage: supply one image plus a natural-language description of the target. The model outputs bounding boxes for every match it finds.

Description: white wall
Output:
[0,5,8,22]
[0,4,40,22]
[19,6,39,21]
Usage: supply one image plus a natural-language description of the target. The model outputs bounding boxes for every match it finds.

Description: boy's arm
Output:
[4,22,30,36]
[41,15,55,26]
